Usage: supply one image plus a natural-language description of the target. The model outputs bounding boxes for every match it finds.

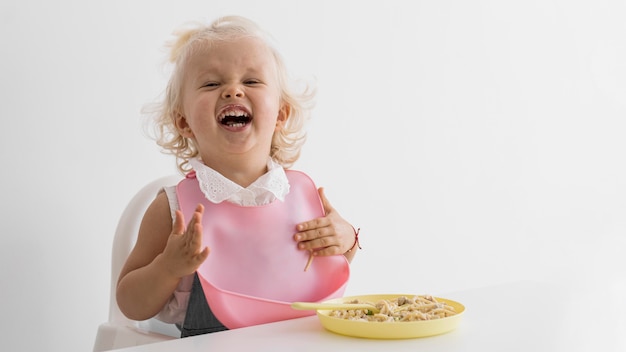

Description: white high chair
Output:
[93,175,183,352]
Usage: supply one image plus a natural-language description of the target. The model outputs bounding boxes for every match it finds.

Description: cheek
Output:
[262,94,284,122]
[183,97,217,128]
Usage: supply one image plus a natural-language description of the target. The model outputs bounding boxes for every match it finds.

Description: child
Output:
[116,16,360,337]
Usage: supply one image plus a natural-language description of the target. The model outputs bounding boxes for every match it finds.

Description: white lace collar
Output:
[189,157,290,206]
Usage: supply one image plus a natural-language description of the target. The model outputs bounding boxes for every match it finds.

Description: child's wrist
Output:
[345,226,362,253]
[153,253,183,281]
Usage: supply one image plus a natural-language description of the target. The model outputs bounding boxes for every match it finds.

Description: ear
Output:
[175,113,194,138]
[275,104,291,131]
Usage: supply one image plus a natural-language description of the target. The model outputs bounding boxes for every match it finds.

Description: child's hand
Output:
[159,204,210,278]
[294,187,356,257]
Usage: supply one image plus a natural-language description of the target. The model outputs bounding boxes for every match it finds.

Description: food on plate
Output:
[328,295,457,322]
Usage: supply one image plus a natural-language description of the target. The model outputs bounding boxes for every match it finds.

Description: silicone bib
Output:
[177,170,350,329]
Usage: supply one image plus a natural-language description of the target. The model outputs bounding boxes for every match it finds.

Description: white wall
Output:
[1,1,624,351]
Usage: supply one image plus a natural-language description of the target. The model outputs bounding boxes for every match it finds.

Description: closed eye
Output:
[201,82,220,88]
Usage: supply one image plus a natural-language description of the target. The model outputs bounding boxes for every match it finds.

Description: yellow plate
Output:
[316,294,465,339]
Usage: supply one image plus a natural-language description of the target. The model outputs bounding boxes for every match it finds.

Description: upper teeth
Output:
[219,110,249,122]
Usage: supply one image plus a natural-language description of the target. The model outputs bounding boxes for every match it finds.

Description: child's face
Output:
[177,36,286,165]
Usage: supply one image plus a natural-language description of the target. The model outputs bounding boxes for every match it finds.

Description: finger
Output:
[310,245,343,257]
[296,206,331,231]
[318,187,335,214]
[187,204,204,228]
[172,210,186,235]
[295,218,329,240]
[296,187,335,232]
[297,228,334,250]
[197,246,210,262]
[191,228,208,260]
[184,204,204,238]
[187,206,205,248]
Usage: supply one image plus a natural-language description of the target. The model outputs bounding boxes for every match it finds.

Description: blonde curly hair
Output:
[144,16,315,173]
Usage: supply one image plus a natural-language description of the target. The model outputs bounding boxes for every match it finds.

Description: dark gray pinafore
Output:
[179,273,228,337]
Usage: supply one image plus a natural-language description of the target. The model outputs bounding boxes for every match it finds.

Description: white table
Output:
[114,280,624,352]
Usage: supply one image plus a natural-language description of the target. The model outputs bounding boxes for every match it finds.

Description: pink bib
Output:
[177,170,350,329]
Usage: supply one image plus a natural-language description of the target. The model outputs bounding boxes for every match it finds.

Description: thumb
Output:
[198,246,210,262]
[318,187,335,215]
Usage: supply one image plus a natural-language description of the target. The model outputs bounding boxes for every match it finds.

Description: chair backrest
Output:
[94,175,182,352]
[108,174,183,325]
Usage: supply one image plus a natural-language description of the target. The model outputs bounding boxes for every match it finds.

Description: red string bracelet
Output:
[346,226,362,253]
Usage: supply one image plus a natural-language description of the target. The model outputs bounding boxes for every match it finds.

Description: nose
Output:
[222,84,244,99]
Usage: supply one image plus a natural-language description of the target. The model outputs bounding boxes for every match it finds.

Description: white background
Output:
[1,1,625,351]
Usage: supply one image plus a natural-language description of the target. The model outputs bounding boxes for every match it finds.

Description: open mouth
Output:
[218,108,252,129]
